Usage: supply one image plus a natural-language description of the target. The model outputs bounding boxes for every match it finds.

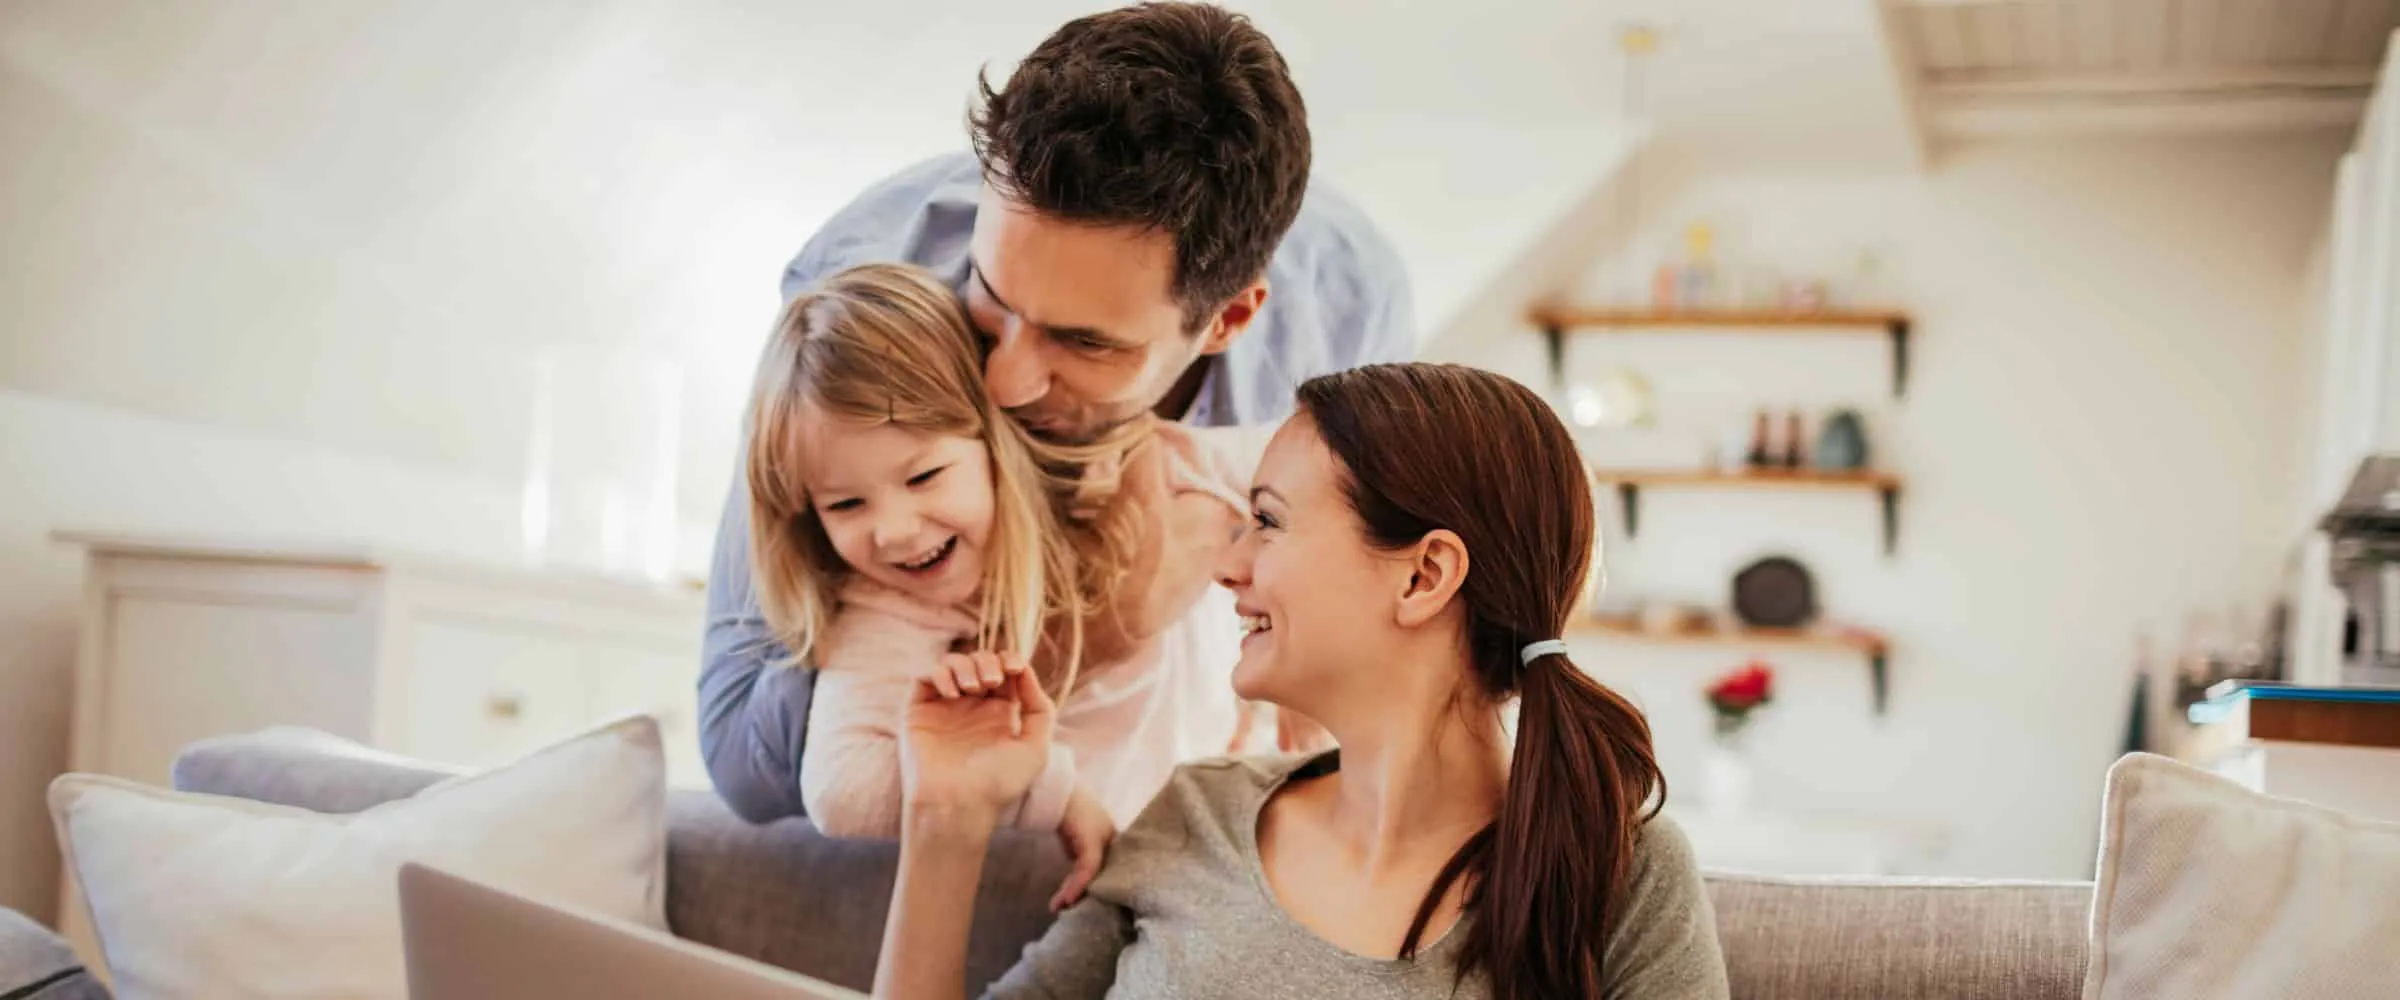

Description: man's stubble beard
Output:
[1008,402,1154,447]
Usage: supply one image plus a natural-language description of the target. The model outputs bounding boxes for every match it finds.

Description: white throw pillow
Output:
[2084,752,2400,1000]
[49,715,669,1000]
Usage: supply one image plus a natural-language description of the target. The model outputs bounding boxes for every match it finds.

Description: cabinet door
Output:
[403,619,595,770]
[584,641,708,789]
[100,595,375,785]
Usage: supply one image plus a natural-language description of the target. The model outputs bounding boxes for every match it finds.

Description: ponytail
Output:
[1400,648,1663,1000]
[1293,363,1665,999]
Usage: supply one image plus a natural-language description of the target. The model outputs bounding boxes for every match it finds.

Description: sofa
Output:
[11,733,2095,999]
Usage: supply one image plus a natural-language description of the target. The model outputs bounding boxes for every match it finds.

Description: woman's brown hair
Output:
[1294,362,1664,1000]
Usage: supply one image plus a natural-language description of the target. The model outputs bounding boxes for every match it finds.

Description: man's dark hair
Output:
[969,2,1310,330]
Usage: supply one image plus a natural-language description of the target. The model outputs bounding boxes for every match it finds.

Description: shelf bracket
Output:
[1870,650,1889,716]
[1887,318,1911,400]
[1617,482,1641,539]
[1879,484,1900,558]
[1542,322,1567,393]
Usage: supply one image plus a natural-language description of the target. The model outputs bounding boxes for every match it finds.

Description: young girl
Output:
[743,261,1256,904]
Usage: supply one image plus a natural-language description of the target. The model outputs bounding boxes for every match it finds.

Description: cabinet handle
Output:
[487,693,524,721]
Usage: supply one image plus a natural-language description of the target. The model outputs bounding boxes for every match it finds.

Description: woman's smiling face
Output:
[1214,415,1413,712]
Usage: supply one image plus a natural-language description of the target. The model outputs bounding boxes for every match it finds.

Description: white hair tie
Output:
[1519,639,1570,665]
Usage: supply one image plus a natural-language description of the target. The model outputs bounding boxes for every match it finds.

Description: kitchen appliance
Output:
[2320,455,2400,685]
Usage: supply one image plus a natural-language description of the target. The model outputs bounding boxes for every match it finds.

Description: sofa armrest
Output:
[1706,874,2091,1000]
[0,908,108,1000]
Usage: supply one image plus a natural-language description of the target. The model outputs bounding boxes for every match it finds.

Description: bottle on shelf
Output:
[1652,263,1680,311]
[1678,222,1717,310]
[1783,410,1806,469]
[1746,408,1773,469]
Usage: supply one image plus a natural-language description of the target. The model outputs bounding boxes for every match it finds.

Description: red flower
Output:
[1706,661,1775,714]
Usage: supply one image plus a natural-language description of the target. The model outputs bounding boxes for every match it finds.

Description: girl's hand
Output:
[1049,786,1117,912]
[900,650,1055,818]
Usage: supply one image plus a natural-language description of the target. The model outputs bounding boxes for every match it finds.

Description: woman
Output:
[877,363,1729,999]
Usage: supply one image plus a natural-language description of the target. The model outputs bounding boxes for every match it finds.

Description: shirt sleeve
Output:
[979,760,1206,1000]
[801,606,963,838]
[802,604,1084,838]
[977,897,1133,1000]
[696,468,816,824]
[793,645,912,838]
[1603,815,1733,1000]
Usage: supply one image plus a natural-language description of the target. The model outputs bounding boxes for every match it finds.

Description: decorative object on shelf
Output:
[1565,365,1658,430]
[1707,660,1776,737]
[1813,408,1870,470]
[1702,660,1776,816]
[1651,264,1680,312]
[1733,555,1818,629]
[1745,408,1773,468]
[1678,222,1719,309]
[1781,409,1806,469]
[1778,278,1826,313]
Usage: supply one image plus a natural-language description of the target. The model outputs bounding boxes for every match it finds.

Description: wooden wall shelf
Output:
[1573,617,1894,714]
[1530,306,1913,398]
[1588,468,1903,556]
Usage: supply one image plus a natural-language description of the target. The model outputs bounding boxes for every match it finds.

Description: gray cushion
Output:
[661,791,1067,994]
[0,908,108,1000]
[1706,875,2091,1000]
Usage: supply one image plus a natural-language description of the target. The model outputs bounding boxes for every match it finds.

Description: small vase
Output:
[1702,731,1753,817]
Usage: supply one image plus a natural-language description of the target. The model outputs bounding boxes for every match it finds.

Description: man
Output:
[700,1,1413,824]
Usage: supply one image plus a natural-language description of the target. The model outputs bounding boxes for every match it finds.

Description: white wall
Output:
[0,390,523,918]
[1433,134,2347,878]
[0,0,1640,530]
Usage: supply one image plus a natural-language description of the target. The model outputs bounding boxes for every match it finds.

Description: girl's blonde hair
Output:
[744,262,1139,693]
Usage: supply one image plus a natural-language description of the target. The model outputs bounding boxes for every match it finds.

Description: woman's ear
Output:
[1394,529,1469,629]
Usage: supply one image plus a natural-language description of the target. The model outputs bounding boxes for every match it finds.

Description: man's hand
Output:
[1048,786,1117,912]
[900,651,1055,817]
[1081,430,1242,665]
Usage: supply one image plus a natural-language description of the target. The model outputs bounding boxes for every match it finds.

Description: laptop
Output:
[398,862,865,1000]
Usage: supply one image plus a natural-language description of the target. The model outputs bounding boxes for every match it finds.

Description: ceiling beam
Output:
[1871,0,1938,168]
[1935,92,2368,136]
[1929,65,2381,98]
[1884,0,2068,7]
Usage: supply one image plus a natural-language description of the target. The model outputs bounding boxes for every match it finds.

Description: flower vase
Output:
[1702,728,1754,817]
